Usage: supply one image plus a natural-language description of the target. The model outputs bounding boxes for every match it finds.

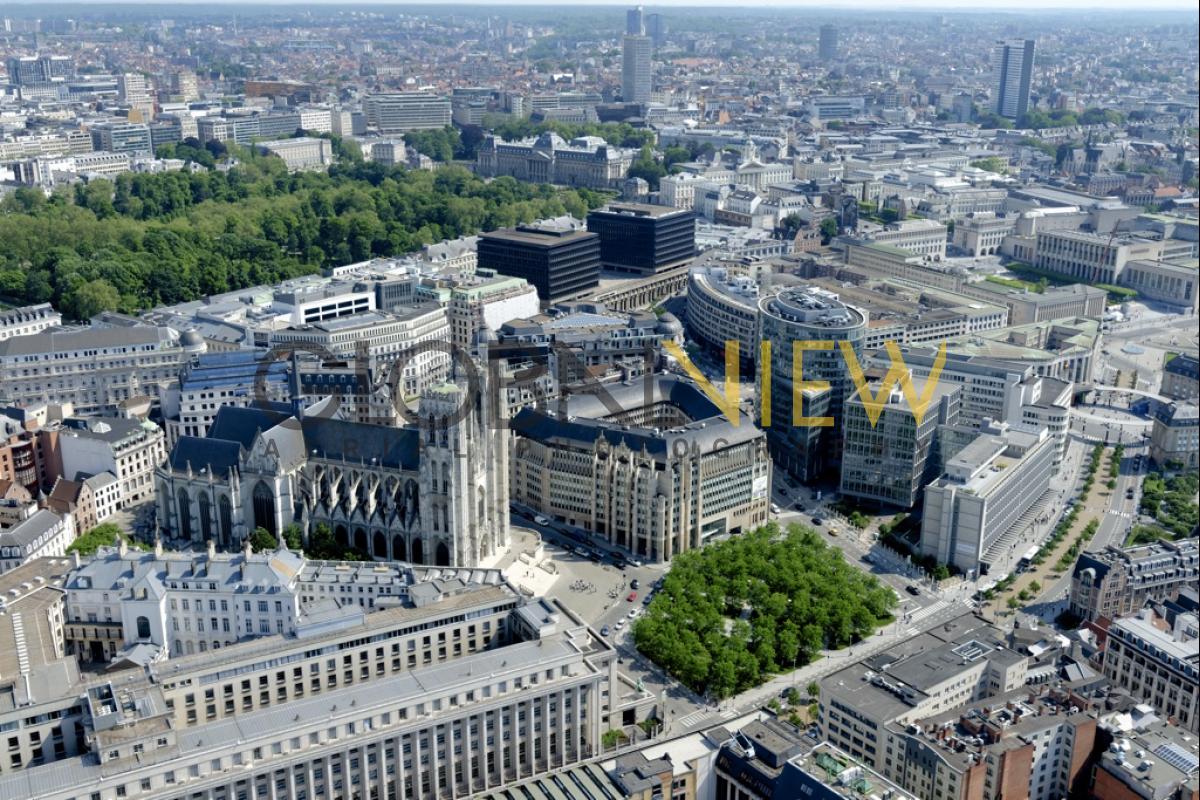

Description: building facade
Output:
[156,382,509,567]
[476,132,633,190]
[478,224,601,302]
[510,375,771,562]
[586,203,696,275]
[757,287,868,482]
[1070,538,1200,622]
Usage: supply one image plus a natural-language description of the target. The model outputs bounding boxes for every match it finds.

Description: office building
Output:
[510,374,771,562]
[1150,401,1199,470]
[626,6,644,35]
[439,274,541,351]
[686,265,761,372]
[0,303,62,341]
[89,121,153,156]
[363,93,452,132]
[116,72,152,108]
[818,24,839,61]
[0,323,202,414]
[5,577,626,800]
[586,203,696,275]
[257,137,333,171]
[156,383,509,566]
[869,219,949,260]
[818,613,1029,773]
[476,131,634,190]
[645,13,667,46]
[991,39,1036,120]
[1103,608,1199,733]
[1161,354,1200,401]
[757,287,868,482]
[5,54,74,85]
[962,281,1107,326]
[164,350,292,445]
[478,224,601,302]
[1070,538,1200,623]
[622,34,653,104]
[268,306,451,398]
[496,302,680,386]
[57,416,167,510]
[920,423,1056,575]
[840,380,960,510]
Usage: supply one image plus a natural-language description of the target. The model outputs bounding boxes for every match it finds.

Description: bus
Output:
[1017,546,1039,573]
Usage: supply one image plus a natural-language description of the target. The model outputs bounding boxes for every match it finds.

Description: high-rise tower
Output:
[991,39,1036,120]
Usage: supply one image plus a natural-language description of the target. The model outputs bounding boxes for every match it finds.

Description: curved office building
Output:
[686,265,761,373]
[757,287,867,482]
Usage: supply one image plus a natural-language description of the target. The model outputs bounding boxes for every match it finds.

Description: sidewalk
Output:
[985,444,1114,621]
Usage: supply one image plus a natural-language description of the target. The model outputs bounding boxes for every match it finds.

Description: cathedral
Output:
[154,378,509,567]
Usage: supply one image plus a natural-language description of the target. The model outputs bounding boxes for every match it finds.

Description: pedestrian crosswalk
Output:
[907,600,950,626]
[676,706,738,730]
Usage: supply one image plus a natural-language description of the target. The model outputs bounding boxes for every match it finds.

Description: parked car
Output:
[630,578,640,590]
[600,625,610,637]
[811,517,824,526]
[627,592,638,602]
[534,515,550,526]
[905,585,921,596]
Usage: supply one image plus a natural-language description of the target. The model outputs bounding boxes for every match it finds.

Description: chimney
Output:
[154,537,164,558]
[244,537,253,560]
[207,539,216,560]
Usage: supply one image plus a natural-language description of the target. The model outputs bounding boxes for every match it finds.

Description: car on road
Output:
[630,578,640,590]
[589,550,603,563]
[534,515,550,526]
[612,558,627,569]
[600,625,610,637]
[615,618,626,630]
[642,593,654,606]
[628,609,638,620]
[771,503,781,514]
[627,591,638,602]
[905,585,921,596]
[574,546,589,558]
[811,517,824,526]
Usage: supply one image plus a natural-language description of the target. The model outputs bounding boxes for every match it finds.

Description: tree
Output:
[627,146,667,190]
[282,523,304,550]
[64,278,121,321]
[248,527,278,552]
[68,522,138,556]
[806,681,820,698]
[819,216,839,244]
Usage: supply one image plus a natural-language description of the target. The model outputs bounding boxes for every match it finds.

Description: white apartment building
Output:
[0,509,75,574]
[443,276,540,351]
[0,303,62,341]
[0,324,202,413]
[57,417,167,509]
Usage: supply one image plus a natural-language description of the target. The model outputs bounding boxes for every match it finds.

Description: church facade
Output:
[154,380,509,567]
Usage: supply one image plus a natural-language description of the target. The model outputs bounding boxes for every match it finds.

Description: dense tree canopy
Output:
[632,524,896,699]
[0,149,605,319]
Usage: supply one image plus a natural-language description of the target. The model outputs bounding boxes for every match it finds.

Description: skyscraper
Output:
[991,39,1036,120]
[626,6,644,35]
[646,12,666,46]
[622,33,653,104]
[818,24,838,61]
